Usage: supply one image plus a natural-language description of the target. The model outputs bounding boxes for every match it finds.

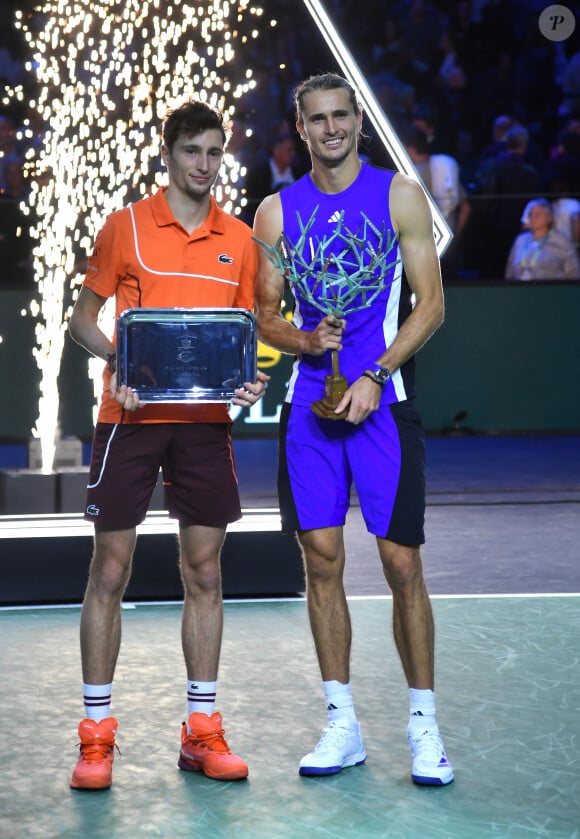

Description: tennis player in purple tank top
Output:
[254,72,454,786]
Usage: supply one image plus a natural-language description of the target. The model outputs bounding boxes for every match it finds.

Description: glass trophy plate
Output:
[116,308,257,403]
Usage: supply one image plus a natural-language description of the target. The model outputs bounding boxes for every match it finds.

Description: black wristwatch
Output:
[363,365,391,387]
[106,352,117,374]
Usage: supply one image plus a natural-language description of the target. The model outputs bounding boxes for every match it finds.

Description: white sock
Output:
[323,680,357,725]
[83,683,112,722]
[408,688,437,731]
[187,680,217,718]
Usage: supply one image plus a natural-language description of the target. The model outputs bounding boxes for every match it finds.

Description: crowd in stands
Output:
[1,0,580,286]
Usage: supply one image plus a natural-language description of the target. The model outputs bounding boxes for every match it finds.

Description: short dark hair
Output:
[505,125,528,151]
[403,125,430,156]
[558,129,580,156]
[294,73,361,124]
[268,132,295,154]
[162,100,227,152]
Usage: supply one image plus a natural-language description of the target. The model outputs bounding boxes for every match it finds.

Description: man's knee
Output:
[299,529,344,583]
[179,525,226,595]
[88,531,136,596]
[88,554,133,598]
[379,542,423,591]
[180,551,222,595]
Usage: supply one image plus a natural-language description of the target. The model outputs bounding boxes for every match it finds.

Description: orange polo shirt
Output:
[83,188,258,424]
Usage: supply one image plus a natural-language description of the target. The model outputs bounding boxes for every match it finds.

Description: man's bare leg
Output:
[179,524,226,682]
[377,539,434,689]
[177,524,248,781]
[297,526,366,776]
[299,526,350,683]
[71,528,136,790]
[80,528,137,684]
[378,538,453,785]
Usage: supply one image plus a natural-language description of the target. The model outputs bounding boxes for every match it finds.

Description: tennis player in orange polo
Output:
[68,100,269,790]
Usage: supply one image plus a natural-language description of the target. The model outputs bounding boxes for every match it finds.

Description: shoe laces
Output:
[188,727,231,754]
[313,722,355,753]
[76,741,120,762]
[409,728,444,762]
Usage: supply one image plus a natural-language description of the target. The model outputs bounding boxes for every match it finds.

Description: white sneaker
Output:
[408,725,454,785]
[299,720,366,776]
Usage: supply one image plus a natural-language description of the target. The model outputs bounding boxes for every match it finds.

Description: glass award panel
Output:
[116,308,257,402]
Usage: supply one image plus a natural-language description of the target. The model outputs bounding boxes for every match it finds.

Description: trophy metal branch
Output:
[255,206,400,419]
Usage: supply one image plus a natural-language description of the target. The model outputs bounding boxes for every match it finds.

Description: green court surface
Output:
[1,595,578,838]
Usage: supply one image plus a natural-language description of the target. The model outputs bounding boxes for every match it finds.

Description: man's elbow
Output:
[68,307,83,338]
[68,312,79,342]
[426,292,444,332]
[68,309,88,347]
[255,305,275,345]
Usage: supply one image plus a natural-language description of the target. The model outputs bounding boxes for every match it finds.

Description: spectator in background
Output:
[412,104,451,155]
[447,0,485,78]
[399,0,443,78]
[242,132,304,224]
[404,125,471,236]
[559,49,580,120]
[0,157,30,201]
[469,113,544,188]
[505,198,580,280]
[467,49,520,144]
[404,125,471,280]
[548,176,580,246]
[542,128,580,193]
[432,29,469,136]
[472,114,514,185]
[368,18,429,120]
[481,124,543,278]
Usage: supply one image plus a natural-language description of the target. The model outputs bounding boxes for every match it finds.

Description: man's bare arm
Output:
[375,173,445,374]
[254,193,345,357]
[69,286,141,410]
[68,286,114,360]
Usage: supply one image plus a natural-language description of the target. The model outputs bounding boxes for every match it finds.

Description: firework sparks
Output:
[9,0,265,470]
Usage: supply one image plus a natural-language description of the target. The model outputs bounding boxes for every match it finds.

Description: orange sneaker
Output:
[178,712,248,781]
[70,717,119,790]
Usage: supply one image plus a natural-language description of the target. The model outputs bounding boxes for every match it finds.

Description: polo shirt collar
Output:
[150,187,226,235]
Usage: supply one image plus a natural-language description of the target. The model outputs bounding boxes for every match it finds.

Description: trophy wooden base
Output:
[311,373,348,420]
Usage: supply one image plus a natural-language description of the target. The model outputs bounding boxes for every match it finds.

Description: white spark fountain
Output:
[10,0,265,471]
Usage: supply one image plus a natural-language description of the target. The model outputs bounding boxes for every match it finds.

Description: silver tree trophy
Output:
[255,206,400,419]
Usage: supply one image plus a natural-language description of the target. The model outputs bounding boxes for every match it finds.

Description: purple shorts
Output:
[84,423,241,531]
[278,401,425,544]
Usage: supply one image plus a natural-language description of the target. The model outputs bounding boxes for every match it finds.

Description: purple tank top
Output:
[279,163,414,406]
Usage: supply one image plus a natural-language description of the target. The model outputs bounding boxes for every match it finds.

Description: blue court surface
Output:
[1,435,579,838]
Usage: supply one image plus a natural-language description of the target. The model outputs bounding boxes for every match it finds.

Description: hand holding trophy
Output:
[255,206,400,419]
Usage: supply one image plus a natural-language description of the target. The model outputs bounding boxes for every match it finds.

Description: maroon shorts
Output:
[84,423,241,531]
